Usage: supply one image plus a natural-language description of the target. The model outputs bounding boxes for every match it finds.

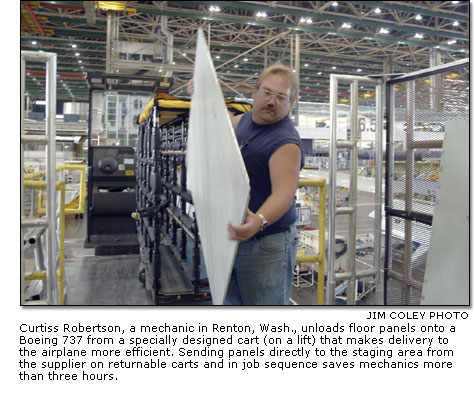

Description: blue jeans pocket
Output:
[258,233,285,252]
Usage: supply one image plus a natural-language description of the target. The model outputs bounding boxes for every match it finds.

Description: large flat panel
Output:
[186,29,250,305]
[421,119,469,305]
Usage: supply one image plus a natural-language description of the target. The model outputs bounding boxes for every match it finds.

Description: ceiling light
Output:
[256,11,267,18]
[78,60,82,63]
[182,53,187,56]
[234,64,239,68]
[215,55,220,59]
[357,68,362,72]
[447,40,457,45]
[414,33,424,39]
[332,2,338,6]
[415,14,422,20]
[452,1,459,3]
[209,5,220,12]
[341,22,352,29]
[305,77,309,79]
[244,58,248,62]
[304,63,309,67]
[453,21,460,26]
[379,28,389,34]
[75,52,80,56]
[317,71,322,75]
[71,44,77,48]
[31,41,37,45]
[332,66,336,70]
[375,8,382,14]
[300,17,306,23]
[306,18,312,24]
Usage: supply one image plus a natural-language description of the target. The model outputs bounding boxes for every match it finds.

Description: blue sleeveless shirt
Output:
[236,111,304,236]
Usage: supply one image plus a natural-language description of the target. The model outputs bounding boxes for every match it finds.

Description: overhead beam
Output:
[195,1,468,41]
[351,1,469,22]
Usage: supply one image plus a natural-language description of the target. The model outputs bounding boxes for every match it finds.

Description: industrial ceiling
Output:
[20,1,469,103]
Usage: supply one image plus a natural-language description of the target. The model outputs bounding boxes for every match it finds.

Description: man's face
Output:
[251,73,293,125]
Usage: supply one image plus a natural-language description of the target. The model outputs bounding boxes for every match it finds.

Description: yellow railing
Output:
[297,179,326,305]
[25,164,87,216]
[23,180,66,305]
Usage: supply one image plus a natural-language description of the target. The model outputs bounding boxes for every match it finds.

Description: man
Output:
[225,64,304,305]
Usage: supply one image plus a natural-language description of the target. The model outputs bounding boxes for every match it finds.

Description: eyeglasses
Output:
[257,87,290,104]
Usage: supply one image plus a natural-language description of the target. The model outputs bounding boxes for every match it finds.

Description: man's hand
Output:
[186,78,194,96]
[227,209,262,242]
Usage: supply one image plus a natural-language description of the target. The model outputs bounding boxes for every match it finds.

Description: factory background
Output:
[20,1,469,306]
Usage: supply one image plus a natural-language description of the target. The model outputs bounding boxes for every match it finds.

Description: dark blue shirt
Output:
[236,111,304,236]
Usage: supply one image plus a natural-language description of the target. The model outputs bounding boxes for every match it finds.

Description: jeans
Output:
[224,224,299,305]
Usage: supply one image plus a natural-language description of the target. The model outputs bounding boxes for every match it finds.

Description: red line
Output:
[25,2,46,36]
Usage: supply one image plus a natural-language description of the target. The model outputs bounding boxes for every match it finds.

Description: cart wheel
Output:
[138,269,146,285]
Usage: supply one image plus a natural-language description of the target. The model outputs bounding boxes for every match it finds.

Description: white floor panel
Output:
[186,29,250,305]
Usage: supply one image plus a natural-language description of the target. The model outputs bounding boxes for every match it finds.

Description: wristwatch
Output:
[257,213,268,231]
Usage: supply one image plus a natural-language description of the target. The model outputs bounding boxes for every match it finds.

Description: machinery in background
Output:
[85,73,174,255]
[85,146,138,255]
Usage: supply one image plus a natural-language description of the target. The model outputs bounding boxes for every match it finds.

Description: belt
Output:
[254,226,292,240]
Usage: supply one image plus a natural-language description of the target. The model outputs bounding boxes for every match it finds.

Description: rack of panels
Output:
[136,103,209,304]
[136,97,252,304]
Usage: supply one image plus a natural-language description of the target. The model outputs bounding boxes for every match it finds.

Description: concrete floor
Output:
[59,200,383,306]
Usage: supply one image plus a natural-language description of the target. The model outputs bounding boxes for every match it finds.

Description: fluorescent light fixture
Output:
[243,58,248,62]
[71,44,77,48]
[306,18,312,24]
[447,40,457,45]
[332,66,336,70]
[379,28,389,34]
[375,8,381,14]
[35,100,46,105]
[256,11,267,18]
[305,76,309,79]
[341,22,352,29]
[414,33,424,39]
[453,21,460,26]
[317,71,322,75]
[452,1,459,3]
[215,55,220,59]
[304,63,309,67]
[78,60,82,63]
[357,68,362,72]
[234,64,239,68]
[75,52,80,56]
[182,53,187,56]
[209,5,220,12]
[332,2,338,6]
[300,17,306,23]
[31,41,37,45]
[415,14,422,20]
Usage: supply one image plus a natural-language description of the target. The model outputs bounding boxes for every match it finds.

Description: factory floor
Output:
[60,214,383,306]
